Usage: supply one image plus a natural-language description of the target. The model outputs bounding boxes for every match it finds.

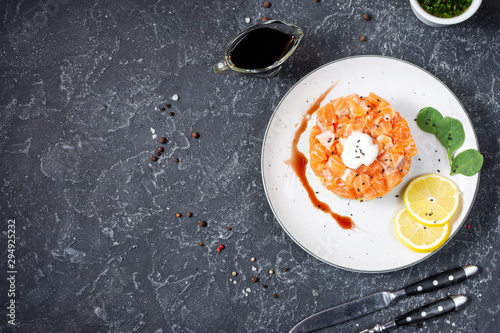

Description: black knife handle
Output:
[395,295,467,327]
[404,265,477,296]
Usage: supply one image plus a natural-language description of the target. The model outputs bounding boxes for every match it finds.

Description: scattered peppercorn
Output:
[191,132,200,139]
[262,17,269,22]
[227,227,232,231]
[186,212,193,217]
[363,14,371,20]
[151,156,158,162]
[156,151,161,156]
[169,111,175,116]
[251,276,260,283]
[157,146,164,152]
[272,293,278,298]
[263,1,271,8]
[360,35,367,42]
[159,137,167,144]
[199,220,207,227]
[314,0,320,2]
[199,242,204,246]
[165,103,171,108]
[176,213,182,218]
[284,267,290,272]
[173,158,179,163]
[262,284,269,289]
[160,107,165,111]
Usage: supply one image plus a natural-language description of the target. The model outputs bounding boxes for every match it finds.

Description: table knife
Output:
[359,295,468,333]
[289,265,477,333]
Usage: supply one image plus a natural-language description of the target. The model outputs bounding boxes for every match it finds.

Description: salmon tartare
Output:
[309,92,417,201]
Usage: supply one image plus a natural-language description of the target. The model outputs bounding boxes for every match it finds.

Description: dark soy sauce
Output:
[285,83,356,230]
[229,27,294,69]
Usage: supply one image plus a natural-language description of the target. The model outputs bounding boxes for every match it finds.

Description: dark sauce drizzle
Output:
[285,84,355,230]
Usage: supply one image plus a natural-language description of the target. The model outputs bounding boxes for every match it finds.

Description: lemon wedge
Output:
[403,174,459,226]
[394,208,450,253]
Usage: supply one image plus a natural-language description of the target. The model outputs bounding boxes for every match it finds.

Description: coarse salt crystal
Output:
[246,288,251,292]
[172,94,179,101]
[245,17,251,23]
[252,266,257,271]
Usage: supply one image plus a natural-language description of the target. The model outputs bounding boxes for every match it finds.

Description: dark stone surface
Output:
[1,0,499,332]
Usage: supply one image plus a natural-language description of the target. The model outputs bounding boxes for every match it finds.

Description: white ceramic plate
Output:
[261,55,480,273]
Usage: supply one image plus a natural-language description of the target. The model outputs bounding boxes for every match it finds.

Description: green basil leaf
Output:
[450,149,483,176]
[436,116,465,164]
[416,107,443,134]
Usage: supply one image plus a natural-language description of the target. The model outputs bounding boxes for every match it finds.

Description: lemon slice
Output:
[394,208,450,253]
[404,174,459,226]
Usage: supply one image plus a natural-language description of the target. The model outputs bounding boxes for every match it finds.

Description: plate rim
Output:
[260,54,481,273]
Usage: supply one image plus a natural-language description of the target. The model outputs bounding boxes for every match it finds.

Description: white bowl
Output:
[410,0,482,27]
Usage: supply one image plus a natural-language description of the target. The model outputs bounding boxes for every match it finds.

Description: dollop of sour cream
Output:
[341,132,379,169]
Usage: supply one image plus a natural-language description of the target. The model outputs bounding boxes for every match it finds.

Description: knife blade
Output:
[358,295,468,333]
[289,265,477,333]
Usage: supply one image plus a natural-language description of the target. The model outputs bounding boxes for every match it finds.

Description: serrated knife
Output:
[289,265,477,333]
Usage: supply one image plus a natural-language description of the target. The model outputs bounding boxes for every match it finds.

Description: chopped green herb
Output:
[418,0,472,18]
